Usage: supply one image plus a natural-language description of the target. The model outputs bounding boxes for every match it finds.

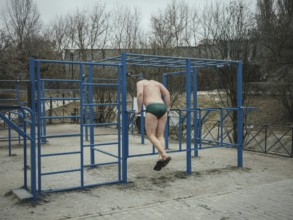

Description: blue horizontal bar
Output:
[83,141,119,147]
[40,79,80,83]
[94,133,119,136]
[41,151,81,157]
[40,97,80,101]
[0,80,30,82]
[125,53,239,64]
[83,103,118,106]
[0,98,17,101]
[42,180,121,193]
[83,83,118,87]
[92,148,118,158]
[128,148,195,158]
[34,59,121,67]
[44,88,80,91]
[0,136,23,140]
[0,89,19,91]
[83,161,119,167]
[127,143,236,158]
[41,133,81,138]
[83,122,118,127]
[199,144,238,150]
[40,116,80,119]
[41,168,81,176]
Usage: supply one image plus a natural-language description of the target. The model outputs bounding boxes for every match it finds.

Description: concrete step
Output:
[12,189,33,201]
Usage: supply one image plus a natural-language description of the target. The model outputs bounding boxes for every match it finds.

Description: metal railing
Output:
[244,124,293,157]
[165,112,293,158]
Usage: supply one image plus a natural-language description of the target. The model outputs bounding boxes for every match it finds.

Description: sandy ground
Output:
[0,124,293,219]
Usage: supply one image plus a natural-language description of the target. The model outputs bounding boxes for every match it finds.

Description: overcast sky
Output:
[0,0,256,29]
[35,0,242,27]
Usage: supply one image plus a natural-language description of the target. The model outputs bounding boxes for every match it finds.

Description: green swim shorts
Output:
[146,103,167,119]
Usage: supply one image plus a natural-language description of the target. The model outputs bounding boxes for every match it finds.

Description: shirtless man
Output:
[135,79,171,171]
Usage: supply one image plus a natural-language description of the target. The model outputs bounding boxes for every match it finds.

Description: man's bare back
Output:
[136,80,170,110]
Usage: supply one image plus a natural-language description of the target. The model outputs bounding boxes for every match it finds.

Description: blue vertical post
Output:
[220,109,224,147]
[198,109,203,149]
[79,64,84,187]
[237,61,243,167]
[117,65,122,182]
[41,80,47,143]
[83,77,89,141]
[37,71,43,145]
[140,109,145,144]
[29,58,37,200]
[179,109,182,150]
[28,108,37,201]
[162,74,169,149]
[22,110,27,188]
[186,59,192,174]
[88,64,95,166]
[8,112,11,156]
[16,80,21,145]
[121,52,128,183]
[36,61,42,193]
[192,67,198,157]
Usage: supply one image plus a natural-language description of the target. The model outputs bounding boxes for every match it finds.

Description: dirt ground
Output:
[0,124,293,220]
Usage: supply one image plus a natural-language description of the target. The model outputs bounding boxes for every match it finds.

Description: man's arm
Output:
[136,81,144,114]
[160,84,170,110]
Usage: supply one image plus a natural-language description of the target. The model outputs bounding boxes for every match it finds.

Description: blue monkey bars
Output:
[117,53,244,182]
[29,58,122,196]
[1,52,243,201]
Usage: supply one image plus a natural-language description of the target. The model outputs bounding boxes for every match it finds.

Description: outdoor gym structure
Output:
[0,52,244,201]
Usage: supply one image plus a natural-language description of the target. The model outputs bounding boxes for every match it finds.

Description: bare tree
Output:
[71,9,89,61]
[256,0,293,121]
[257,0,293,65]
[46,15,70,59]
[0,28,14,78]
[88,3,110,59]
[150,0,195,49]
[53,2,110,61]
[110,4,143,50]
[1,0,42,76]
[199,1,259,142]
[150,9,174,48]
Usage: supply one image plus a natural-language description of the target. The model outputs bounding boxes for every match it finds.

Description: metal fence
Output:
[243,124,293,157]
[166,112,293,158]
[199,121,293,158]
[1,100,292,158]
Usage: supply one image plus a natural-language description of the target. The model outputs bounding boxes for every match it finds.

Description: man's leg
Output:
[156,113,169,160]
[145,113,168,159]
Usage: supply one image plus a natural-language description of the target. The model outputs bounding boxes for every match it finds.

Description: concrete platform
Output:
[84,179,293,220]
[1,124,293,220]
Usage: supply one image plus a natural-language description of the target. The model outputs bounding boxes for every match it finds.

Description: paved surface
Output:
[1,124,293,220]
[71,179,293,220]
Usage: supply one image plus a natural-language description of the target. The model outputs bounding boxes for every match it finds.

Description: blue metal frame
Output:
[27,58,123,198]
[0,105,37,201]
[237,61,243,167]
[0,79,30,154]
[117,53,244,181]
[0,53,243,200]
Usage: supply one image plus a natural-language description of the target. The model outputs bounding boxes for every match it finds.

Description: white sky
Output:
[35,0,245,26]
[0,0,256,29]
[36,0,233,23]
